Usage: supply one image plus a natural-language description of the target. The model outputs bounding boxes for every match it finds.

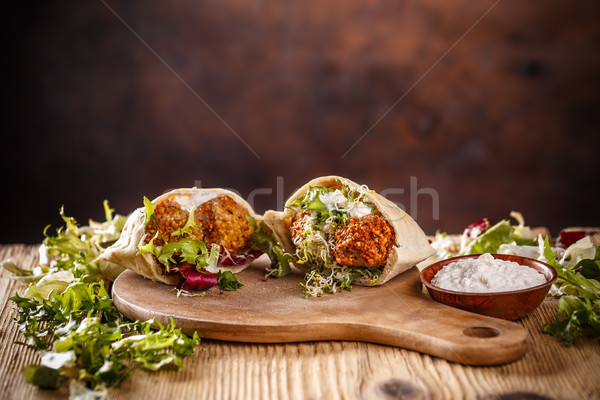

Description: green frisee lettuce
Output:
[4,203,202,397]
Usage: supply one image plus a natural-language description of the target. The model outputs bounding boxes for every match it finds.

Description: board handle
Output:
[357,305,529,365]
[340,278,530,365]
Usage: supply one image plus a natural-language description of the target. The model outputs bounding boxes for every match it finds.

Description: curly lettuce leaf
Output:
[41,202,126,283]
[287,185,330,218]
[543,296,600,343]
[142,196,159,228]
[138,199,220,274]
[542,237,600,342]
[459,219,514,255]
[543,237,600,300]
[156,239,210,269]
[245,215,292,278]
[54,317,200,388]
[6,203,201,396]
[250,228,293,277]
[13,277,201,390]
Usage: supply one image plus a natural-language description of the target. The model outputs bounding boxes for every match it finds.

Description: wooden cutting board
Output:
[112,256,529,366]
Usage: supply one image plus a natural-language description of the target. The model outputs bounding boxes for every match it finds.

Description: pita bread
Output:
[101,188,259,285]
[263,176,435,286]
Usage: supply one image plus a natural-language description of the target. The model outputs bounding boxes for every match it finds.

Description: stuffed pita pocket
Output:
[263,176,435,296]
[101,188,281,291]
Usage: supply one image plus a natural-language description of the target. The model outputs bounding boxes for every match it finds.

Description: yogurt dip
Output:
[431,253,547,293]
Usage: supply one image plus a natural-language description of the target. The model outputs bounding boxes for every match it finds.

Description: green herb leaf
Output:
[250,226,293,277]
[22,365,67,389]
[217,271,243,291]
[576,259,600,279]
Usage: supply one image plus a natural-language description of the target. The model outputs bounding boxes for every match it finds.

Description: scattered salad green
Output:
[3,203,201,399]
[540,237,600,342]
[425,213,600,343]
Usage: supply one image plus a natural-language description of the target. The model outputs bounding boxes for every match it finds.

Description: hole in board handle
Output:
[463,326,501,338]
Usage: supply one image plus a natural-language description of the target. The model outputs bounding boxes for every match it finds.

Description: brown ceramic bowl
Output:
[420,254,557,320]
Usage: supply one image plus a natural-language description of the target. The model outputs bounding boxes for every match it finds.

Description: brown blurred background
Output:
[3,0,599,243]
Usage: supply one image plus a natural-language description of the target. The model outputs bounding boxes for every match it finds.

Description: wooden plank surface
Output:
[112,263,529,365]
[1,244,599,400]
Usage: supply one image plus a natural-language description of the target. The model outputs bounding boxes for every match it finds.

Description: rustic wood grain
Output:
[1,245,598,400]
[112,262,529,365]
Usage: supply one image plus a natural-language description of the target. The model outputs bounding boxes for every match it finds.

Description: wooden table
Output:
[1,244,598,400]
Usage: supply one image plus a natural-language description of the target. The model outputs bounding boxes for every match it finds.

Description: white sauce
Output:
[319,189,373,218]
[319,190,347,211]
[431,253,546,293]
[174,190,219,211]
[348,203,372,218]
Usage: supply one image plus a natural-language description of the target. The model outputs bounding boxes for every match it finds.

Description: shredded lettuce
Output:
[38,202,127,283]
[136,198,222,275]
[288,185,375,228]
[287,184,381,296]
[299,266,381,298]
[3,203,202,397]
[288,186,330,223]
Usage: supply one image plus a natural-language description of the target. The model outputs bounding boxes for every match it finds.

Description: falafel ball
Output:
[144,195,254,254]
[334,214,395,268]
[144,197,189,246]
[194,195,254,254]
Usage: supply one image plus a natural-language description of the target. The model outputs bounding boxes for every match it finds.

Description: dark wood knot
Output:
[378,378,427,400]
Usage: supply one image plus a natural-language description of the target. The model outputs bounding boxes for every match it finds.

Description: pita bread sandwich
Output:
[101,188,289,292]
[263,176,435,296]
